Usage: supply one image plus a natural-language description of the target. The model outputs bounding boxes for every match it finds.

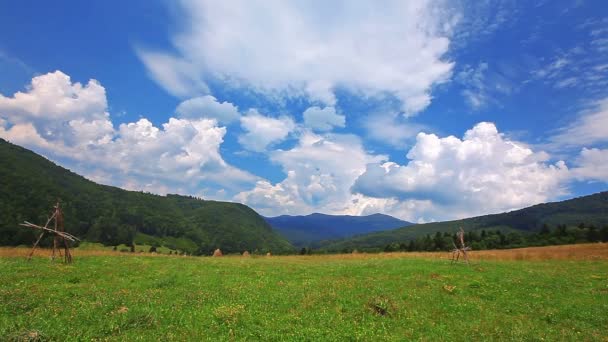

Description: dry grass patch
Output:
[0,247,189,258]
[311,243,608,261]
[1,243,606,261]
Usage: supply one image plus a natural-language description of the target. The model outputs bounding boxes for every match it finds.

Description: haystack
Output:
[212,248,223,257]
[242,250,251,257]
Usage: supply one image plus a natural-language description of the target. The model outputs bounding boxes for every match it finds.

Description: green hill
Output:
[320,191,608,251]
[0,138,294,254]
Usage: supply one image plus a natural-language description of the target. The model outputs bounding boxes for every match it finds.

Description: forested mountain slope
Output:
[0,138,293,254]
[321,191,608,251]
[265,213,412,247]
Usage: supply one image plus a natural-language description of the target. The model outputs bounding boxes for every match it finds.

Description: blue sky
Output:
[1,0,607,222]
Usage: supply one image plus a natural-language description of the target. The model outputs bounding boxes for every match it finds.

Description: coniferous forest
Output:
[379,223,608,253]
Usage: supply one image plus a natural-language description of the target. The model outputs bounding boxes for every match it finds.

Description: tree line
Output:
[380,223,608,253]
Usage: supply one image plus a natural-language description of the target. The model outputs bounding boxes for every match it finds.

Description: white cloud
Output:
[455,62,516,109]
[554,77,579,89]
[0,70,107,122]
[136,50,209,98]
[0,50,36,75]
[591,38,608,52]
[549,98,608,148]
[302,106,345,132]
[456,62,488,109]
[138,0,458,114]
[532,57,570,79]
[450,0,516,48]
[235,130,445,222]
[176,95,240,124]
[0,122,56,152]
[362,112,426,147]
[0,70,114,150]
[238,110,295,152]
[0,71,257,195]
[110,118,241,185]
[235,132,386,216]
[353,122,570,220]
[572,148,608,182]
[529,45,608,93]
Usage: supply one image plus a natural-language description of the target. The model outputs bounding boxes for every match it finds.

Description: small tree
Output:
[600,225,608,242]
[433,231,446,250]
[407,240,415,252]
[540,224,551,235]
[149,246,157,253]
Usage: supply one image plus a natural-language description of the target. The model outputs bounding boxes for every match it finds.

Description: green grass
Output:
[1,255,607,341]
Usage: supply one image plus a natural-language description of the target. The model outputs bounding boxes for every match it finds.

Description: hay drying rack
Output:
[20,201,80,263]
[450,227,471,265]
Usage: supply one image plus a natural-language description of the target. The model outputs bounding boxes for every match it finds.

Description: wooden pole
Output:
[52,206,58,261]
[63,238,72,263]
[55,203,71,263]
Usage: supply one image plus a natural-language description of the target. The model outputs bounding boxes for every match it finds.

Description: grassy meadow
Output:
[1,244,607,341]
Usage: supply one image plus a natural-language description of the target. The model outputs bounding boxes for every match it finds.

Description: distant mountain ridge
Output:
[265,213,413,247]
[320,191,608,251]
[0,138,294,254]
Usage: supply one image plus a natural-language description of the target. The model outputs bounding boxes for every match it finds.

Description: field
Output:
[1,244,607,341]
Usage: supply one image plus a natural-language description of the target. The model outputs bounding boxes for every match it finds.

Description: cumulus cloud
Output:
[238,110,295,152]
[234,131,444,221]
[0,71,115,151]
[0,70,107,122]
[176,95,240,124]
[0,71,256,195]
[138,0,458,114]
[572,148,608,182]
[2,71,596,222]
[353,122,570,219]
[0,70,114,149]
[235,132,385,216]
[549,98,608,148]
[302,106,345,132]
[108,117,254,190]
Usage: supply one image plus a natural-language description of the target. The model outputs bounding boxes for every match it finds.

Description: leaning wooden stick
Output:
[20,222,80,241]
[28,232,46,260]
[27,212,56,260]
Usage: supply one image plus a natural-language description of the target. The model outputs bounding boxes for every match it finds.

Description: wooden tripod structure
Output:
[20,201,80,263]
[450,227,471,265]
